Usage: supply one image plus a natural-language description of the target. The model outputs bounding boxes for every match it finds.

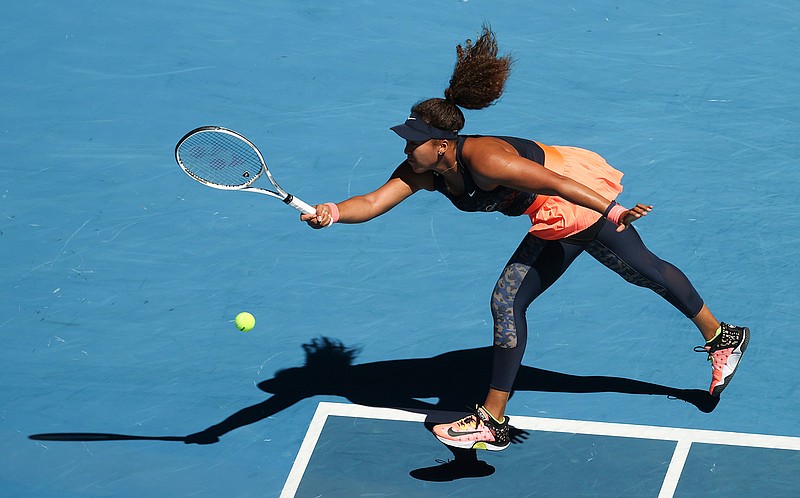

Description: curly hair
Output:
[302,336,360,369]
[411,24,513,134]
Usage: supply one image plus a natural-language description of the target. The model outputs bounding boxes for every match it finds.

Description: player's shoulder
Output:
[461,136,520,170]
[462,135,518,155]
[391,160,436,191]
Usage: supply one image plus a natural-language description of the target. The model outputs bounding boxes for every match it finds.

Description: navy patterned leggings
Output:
[490,218,704,392]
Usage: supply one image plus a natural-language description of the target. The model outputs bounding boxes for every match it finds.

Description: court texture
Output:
[2,1,798,496]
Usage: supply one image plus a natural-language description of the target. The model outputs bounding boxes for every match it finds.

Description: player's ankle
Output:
[480,405,505,425]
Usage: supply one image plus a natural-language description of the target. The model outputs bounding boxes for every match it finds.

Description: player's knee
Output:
[491,263,529,349]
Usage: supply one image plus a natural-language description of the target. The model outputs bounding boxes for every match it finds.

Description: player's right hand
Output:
[301,204,334,229]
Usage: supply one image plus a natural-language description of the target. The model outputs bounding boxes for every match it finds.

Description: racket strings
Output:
[178,131,263,188]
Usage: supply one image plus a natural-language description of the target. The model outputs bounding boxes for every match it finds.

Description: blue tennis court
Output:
[2,1,798,496]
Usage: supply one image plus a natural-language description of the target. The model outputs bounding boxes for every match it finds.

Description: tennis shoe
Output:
[432,405,510,451]
[695,323,750,397]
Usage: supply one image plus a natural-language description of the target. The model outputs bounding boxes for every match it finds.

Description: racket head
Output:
[175,126,270,190]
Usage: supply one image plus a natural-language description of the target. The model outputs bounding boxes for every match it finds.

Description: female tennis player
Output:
[301,25,749,451]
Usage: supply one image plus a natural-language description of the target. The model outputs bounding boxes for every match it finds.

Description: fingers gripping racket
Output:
[175,126,315,215]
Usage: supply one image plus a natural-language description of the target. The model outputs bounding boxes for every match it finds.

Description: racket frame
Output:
[175,126,316,215]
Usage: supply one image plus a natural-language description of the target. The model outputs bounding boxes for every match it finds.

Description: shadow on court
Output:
[29,336,718,481]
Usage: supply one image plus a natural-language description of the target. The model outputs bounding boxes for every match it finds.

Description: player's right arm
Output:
[302,161,433,228]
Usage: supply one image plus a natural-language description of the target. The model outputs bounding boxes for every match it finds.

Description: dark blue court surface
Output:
[285,404,800,497]
[2,1,799,496]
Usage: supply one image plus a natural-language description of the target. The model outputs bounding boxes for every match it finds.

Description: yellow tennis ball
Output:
[235,312,255,332]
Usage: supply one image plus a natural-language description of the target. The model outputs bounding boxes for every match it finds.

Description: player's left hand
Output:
[617,203,653,232]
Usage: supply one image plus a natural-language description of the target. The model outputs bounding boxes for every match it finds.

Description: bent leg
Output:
[487,234,585,417]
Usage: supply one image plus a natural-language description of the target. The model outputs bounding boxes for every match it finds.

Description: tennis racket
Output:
[175,126,315,215]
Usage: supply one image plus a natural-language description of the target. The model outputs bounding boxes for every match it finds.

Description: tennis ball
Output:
[235,312,255,332]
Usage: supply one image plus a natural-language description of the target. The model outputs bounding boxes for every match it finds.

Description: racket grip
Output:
[284,195,316,215]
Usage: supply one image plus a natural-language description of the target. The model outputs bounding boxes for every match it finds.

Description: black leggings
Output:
[489,218,704,392]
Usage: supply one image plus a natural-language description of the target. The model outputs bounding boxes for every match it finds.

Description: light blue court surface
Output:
[2,1,798,496]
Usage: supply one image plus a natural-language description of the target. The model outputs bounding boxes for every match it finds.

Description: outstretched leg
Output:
[585,221,749,396]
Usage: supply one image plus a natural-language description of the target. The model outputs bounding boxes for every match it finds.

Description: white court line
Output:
[280,404,333,498]
[281,402,800,498]
[658,439,693,498]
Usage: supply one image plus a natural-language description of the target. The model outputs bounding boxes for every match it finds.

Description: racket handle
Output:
[284,194,316,215]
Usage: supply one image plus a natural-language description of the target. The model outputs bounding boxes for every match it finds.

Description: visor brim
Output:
[390,123,436,142]
[390,113,459,142]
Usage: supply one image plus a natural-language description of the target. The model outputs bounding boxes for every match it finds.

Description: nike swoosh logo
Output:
[467,190,476,197]
[447,428,484,437]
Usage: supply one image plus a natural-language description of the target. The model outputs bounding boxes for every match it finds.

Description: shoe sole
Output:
[435,434,509,451]
[711,327,750,397]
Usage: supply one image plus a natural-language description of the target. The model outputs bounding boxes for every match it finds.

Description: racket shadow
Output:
[29,433,185,443]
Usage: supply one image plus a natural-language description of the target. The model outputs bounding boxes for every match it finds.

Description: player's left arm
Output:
[466,142,651,230]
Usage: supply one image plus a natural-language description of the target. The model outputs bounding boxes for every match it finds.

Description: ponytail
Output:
[411,24,513,134]
[446,24,513,110]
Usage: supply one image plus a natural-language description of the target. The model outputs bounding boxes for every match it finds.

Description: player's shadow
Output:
[30,336,718,482]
